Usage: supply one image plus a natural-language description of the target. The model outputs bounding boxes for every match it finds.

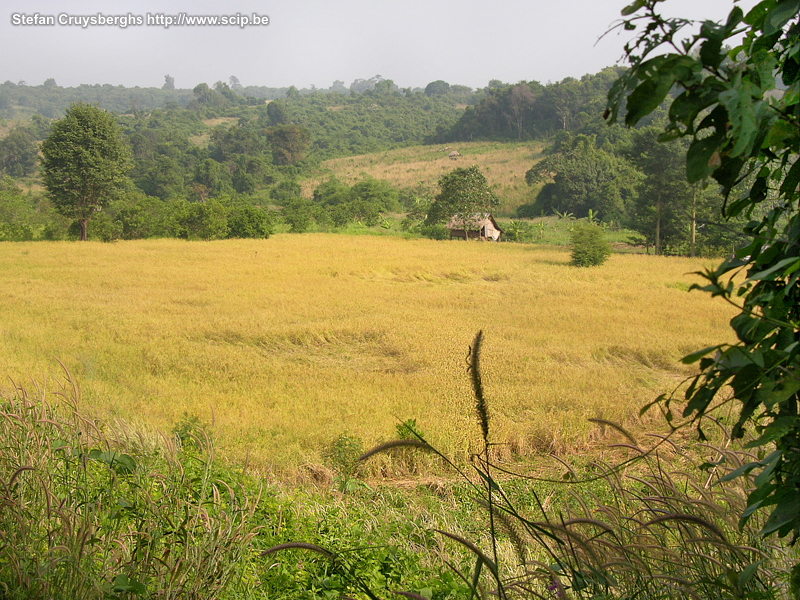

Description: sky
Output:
[2,0,758,91]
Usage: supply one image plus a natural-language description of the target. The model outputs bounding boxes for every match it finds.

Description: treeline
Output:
[0,177,274,241]
[0,74,479,120]
[517,127,748,255]
[434,67,633,142]
[0,65,750,254]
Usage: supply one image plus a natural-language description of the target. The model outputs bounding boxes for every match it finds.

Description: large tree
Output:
[40,104,131,241]
[525,134,640,222]
[425,165,499,231]
[266,124,311,166]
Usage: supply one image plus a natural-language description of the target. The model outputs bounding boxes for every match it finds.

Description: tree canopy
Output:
[425,165,499,230]
[40,103,132,240]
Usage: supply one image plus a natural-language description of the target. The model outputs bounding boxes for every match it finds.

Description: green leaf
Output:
[718,452,778,483]
[669,88,719,129]
[686,135,722,182]
[779,157,800,196]
[681,345,721,364]
[719,84,759,157]
[113,575,147,595]
[699,21,727,69]
[737,561,764,587]
[761,490,800,536]
[745,416,798,448]
[764,0,800,35]
[748,257,800,281]
[620,0,646,16]
[625,59,675,126]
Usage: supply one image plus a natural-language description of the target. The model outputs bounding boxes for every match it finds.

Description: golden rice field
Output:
[303,142,545,215]
[0,236,737,475]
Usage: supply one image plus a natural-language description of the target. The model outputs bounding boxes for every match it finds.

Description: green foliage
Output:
[172,411,212,451]
[608,0,800,541]
[323,433,364,477]
[525,134,641,222]
[290,333,794,600]
[281,197,314,233]
[310,176,401,229]
[501,219,536,243]
[40,103,132,241]
[0,378,269,599]
[425,165,499,228]
[0,126,38,177]
[266,124,311,166]
[0,179,36,241]
[110,191,170,240]
[227,201,273,239]
[439,68,625,142]
[171,198,230,240]
[570,221,612,267]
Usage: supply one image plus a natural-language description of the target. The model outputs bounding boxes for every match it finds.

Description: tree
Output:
[0,127,38,177]
[40,103,132,241]
[506,83,538,140]
[162,75,175,90]
[608,0,800,542]
[266,100,289,125]
[524,135,640,222]
[424,80,451,97]
[266,124,311,166]
[626,128,695,254]
[425,165,499,232]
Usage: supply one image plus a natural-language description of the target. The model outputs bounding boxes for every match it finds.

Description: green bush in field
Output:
[570,221,611,267]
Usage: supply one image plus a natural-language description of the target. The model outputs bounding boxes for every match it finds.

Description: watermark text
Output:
[10,12,270,29]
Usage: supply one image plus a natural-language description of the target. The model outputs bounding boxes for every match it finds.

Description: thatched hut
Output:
[446,213,503,241]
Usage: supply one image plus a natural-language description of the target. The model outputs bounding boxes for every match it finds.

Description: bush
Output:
[570,221,611,266]
[420,223,449,240]
[227,202,273,238]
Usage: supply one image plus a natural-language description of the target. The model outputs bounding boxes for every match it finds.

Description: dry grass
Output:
[201,117,239,127]
[0,118,31,140]
[0,236,737,475]
[189,116,239,147]
[303,142,546,215]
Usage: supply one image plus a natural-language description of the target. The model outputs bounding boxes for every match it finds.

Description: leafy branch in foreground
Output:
[607,0,800,542]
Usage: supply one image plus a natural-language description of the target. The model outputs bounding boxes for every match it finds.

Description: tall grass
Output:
[0,371,476,599]
[0,236,738,474]
[0,371,266,599]
[345,332,797,600]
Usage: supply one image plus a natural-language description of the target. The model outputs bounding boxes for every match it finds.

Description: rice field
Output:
[0,236,737,475]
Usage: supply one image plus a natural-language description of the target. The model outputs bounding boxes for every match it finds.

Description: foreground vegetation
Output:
[2,340,796,599]
[0,235,736,474]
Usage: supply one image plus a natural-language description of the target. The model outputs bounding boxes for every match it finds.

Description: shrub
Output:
[227,202,273,239]
[570,221,611,266]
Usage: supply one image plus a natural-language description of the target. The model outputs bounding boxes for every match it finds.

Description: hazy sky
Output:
[2,0,757,90]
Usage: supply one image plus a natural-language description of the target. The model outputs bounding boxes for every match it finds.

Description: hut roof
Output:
[446,213,503,232]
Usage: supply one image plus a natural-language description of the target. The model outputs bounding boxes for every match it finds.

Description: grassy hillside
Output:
[303,141,546,216]
[0,236,735,474]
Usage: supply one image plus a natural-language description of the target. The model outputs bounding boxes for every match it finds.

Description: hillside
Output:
[303,141,546,216]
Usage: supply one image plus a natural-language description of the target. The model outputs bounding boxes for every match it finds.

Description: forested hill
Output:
[0,69,625,147]
[0,75,455,120]
[433,67,628,142]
